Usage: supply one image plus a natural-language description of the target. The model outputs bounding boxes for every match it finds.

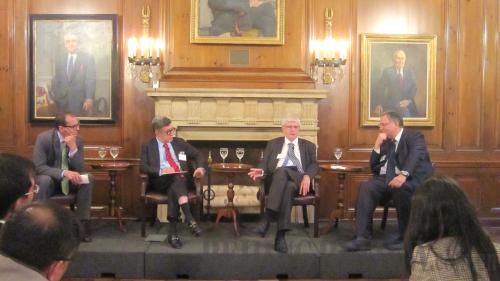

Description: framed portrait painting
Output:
[360,34,437,126]
[29,14,118,123]
[190,0,285,45]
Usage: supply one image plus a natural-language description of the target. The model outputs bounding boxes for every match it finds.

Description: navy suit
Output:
[260,137,319,230]
[374,66,417,117]
[355,129,433,239]
[140,137,205,220]
[51,52,96,116]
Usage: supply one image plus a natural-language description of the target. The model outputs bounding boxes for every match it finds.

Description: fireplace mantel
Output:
[146,88,328,144]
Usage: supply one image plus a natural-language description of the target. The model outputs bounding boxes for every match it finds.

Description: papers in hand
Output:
[330,164,346,170]
[80,174,90,184]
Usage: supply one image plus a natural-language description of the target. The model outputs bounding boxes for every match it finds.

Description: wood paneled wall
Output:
[0,0,498,218]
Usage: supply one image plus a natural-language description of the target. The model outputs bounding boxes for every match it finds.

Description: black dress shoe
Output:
[167,235,183,249]
[254,220,270,238]
[187,221,201,237]
[345,238,371,252]
[274,234,288,253]
[81,220,92,243]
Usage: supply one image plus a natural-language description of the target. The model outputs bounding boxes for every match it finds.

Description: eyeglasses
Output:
[64,123,80,129]
[24,184,39,196]
[161,127,176,135]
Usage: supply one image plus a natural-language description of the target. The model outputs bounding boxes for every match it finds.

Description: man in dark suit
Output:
[0,201,80,281]
[248,118,319,253]
[0,153,36,226]
[346,111,433,251]
[373,49,417,118]
[140,117,206,249]
[33,112,93,242]
[51,33,96,116]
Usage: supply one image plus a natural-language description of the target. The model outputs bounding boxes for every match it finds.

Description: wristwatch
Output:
[401,170,410,177]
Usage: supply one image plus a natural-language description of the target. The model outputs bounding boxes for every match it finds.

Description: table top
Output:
[91,161,131,171]
[319,163,364,173]
[210,163,253,173]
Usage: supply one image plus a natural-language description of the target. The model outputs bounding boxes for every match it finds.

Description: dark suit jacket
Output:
[51,51,96,116]
[375,66,418,116]
[33,129,86,180]
[140,137,205,189]
[259,137,319,187]
[370,129,433,190]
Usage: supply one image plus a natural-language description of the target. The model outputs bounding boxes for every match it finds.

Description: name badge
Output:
[178,151,187,161]
[276,153,285,159]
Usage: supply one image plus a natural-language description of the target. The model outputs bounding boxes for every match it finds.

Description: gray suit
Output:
[33,129,93,220]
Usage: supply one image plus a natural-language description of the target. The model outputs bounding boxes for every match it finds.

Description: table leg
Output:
[214,175,240,237]
[321,172,347,235]
[109,170,126,232]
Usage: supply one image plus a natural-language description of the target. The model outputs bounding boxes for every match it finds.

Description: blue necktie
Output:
[283,143,304,173]
[385,140,397,186]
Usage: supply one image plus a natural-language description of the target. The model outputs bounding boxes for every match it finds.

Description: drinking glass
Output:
[219,148,228,163]
[110,147,120,161]
[235,148,245,163]
[334,148,343,163]
[97,146,107,159]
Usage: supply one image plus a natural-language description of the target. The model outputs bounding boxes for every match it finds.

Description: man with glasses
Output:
[33,112,93,242]
[0,201,81,281]
[0,153,37,226]
[248,117,319,253]
[140,116,206,249]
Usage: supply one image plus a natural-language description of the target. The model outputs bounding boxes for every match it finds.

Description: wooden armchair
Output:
[257,175,320,238]
[139,173,203,237]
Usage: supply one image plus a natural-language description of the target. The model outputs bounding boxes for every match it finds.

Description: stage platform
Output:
[66,220,406,280]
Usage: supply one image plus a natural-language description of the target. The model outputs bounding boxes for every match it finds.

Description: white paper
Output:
[80,174,90,184]
[330,165,346,170]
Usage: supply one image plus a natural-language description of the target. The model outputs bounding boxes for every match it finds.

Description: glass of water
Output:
[109,147,120,161]
[219,148,228,163]
[97,146,107,159]
[334,148,343,163]
[235,148,245,163]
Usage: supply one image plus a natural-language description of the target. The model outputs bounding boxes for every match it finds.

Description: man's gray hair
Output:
[151,116,172,131]
[281,117,301,127]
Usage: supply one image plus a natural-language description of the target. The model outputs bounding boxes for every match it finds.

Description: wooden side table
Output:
[210,163,253,237]
[91,161,131,232]
[319,163,363,234]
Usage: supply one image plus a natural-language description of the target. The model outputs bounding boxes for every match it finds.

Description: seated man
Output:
[248,117,319,253]
[140,116,206,249]
[33,112,93,242]
[0,153,37,225]
[346,111,433,251]
[0,201,81,281]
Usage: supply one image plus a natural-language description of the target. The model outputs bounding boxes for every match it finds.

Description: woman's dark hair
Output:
[404,176,499,280]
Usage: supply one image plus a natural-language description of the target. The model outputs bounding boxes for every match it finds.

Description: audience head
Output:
[379,111,403,139]
[0,201,81,281]
[54,112,80,136]
[0,152,36,219]
[281,117,301,141]
[404,176,500,280]
[152,116,176,143]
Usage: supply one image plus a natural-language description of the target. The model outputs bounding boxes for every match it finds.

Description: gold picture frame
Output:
[360,34,437,126]
[190,0,285,45]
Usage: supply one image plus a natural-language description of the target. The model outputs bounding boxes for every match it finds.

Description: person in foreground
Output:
[404,176,500,281]
[248,117,319,253]
[0,201,81,281]
[346,111,433,251]
[140,116,206,249]
[33,112,93,242]
[0,153,37,225]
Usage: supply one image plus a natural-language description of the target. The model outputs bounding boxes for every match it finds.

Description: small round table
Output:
[319,163,363,234]
[91,161,131,232]
[210,163,253,237]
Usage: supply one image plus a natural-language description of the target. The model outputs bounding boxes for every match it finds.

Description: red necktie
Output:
[163,143,180,172]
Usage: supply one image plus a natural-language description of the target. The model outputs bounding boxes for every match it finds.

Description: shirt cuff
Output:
[68,148,78,157]
[373,148,380,154]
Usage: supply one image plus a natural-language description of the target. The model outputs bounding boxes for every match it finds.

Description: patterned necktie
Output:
[283,143,304,173]
[61,143,70,195]
[67,55,74,77]
[385,140,397,186]
[163,143,180,172]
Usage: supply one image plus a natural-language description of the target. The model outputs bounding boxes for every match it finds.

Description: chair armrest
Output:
[312,174,320,197]
[140,173,148,197]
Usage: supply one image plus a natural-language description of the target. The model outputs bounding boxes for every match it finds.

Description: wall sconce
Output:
[127,6,164,87]
[310,8,348,85]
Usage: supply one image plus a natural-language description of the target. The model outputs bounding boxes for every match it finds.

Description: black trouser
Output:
[154,175,189,220]
[355,175,413,239]
[266,167,302,231]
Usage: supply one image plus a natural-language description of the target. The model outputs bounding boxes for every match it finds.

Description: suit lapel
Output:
[270,138,284,170]
[151,138,161,170]
[298,138,306,167]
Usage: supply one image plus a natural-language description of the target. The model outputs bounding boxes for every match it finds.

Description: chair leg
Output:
[141,202,147,237]
[314,199,319,238]
[302,205,309,228]
[381,205,388,230]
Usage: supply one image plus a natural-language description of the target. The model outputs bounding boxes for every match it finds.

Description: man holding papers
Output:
[140,116,206,249]
[33,112,93,242]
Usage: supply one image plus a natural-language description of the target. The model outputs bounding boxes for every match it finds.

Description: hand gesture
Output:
[299,175,311,196]
[193,167,205,178]
[63,170,82,184]
[248,168,264,181]
[374,132,387,150]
